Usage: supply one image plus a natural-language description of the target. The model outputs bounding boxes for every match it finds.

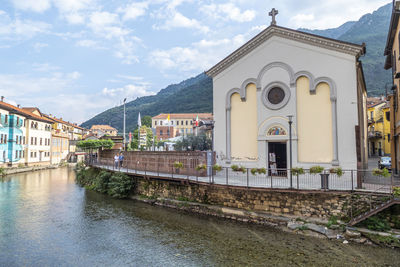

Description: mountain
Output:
[298,3,392,96]
[298,21,357,39]
[80,73,212,132]
[82,3,392,131]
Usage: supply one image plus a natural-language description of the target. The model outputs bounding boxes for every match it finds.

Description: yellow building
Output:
[384,1,400,173]
[367,98,390,156]
[152,113,213,140]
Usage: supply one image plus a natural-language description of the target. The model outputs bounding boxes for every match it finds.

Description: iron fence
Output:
[88,158,399,193]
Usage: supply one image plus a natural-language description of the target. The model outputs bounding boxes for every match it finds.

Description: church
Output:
[206,10,368,170]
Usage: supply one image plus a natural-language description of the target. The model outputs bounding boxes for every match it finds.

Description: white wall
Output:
[213,35,360,169]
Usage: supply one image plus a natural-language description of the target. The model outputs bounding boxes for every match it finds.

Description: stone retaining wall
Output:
[133,178,389,219]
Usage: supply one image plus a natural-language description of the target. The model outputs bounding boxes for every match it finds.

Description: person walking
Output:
[119,153,124,168]
[114,154,119,169]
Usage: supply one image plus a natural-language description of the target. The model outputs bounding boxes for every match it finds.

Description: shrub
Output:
[93,171,112,193]
[107,172,134,198]
[195,164,207,171]
[251,168,267,175]
[173,161,184,169]
[309,166,324,174]
[393,186,400,197]
[291,167,304,176]
[0,167,5,177]
[372,168,390,178]
[231,165,246,173]
[329,167,343,177]
[213,164,222,171]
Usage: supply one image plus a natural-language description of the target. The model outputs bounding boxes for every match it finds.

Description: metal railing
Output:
[88,158,398,193]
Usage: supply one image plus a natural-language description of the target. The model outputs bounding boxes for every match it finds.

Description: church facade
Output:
[206,24,368,170]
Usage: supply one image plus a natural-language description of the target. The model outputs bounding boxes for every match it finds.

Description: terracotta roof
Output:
[22,107,40,114]
[152,113,213,120]
[0,101,53,123]
[90,125,117,131]
[43,114,86,130]
[366,97,387,108]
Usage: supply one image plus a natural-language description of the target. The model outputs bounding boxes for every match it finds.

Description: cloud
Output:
[201,3,256,22]
[0,12,52,40]
[148,29,256,73]
[33,42,48,52]
[117,2,148,21]
[102,82,154,98]
[11,0,51,13]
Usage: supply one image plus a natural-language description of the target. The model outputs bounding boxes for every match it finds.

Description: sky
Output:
[0,0,391,124]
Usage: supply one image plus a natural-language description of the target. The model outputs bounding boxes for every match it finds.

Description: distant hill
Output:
[82,3,392,131]
[80,73,212,132]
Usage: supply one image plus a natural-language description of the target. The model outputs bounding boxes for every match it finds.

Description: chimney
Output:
[1,96,4,102]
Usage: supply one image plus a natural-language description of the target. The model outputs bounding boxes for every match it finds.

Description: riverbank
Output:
[132,195,400,248]
[76,166,400,248]
[3,163,75,176]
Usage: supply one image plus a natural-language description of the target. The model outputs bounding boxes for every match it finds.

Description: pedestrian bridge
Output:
[89,159,397,194]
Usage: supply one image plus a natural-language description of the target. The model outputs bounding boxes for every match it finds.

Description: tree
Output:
[141,115,152,128]
[174,134,211,151]
[76,139,114,150]
[129,125,155,150]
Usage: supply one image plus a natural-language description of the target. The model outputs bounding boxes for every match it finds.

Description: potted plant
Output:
[231,164,246,173]
[251,168,267,175]
[291,167,304,176]
[174,161,184,173]
[329,167,343,177]
[213,164,222,172]
[309,166,324,174]
[372,168,390,178]
[195,164,207,171]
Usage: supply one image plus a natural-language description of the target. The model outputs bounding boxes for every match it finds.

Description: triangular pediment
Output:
[206,25,365,78]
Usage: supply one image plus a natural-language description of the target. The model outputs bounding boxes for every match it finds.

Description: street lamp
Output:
[123,98,127,151]
[287,115,293,188]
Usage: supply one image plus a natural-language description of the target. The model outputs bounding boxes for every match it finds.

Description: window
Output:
[386,111,390,122]
[35,137,37,145]
[160,130,163,135]
[155,121,157,126]
[31,137,34,145]
[190,121,193,125]
[186,120,188,125]
[160,121,163,126]
[40,138,42,146]
[0,134,3,144]
[171,120,174,125]
[5,115,8,124]
[23,136,25,145]
[176,121,179,126]
[394,51,397,76]
[15,150,17,158]
[30,152,33,157]
[370,111,374,119]
[17,117,19,125]
[4,134,6,144]
[181,120,184,125]
[388,134,391,141]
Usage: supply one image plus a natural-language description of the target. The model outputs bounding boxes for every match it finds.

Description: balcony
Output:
[368,130,382,139]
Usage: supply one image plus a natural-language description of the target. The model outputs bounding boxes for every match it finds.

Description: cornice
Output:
[206,26,364,78]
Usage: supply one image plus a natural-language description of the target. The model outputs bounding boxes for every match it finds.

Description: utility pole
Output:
[287,115,293,188]
[123,98,127,150]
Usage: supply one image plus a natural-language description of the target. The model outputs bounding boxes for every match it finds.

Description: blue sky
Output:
[0,0,390,123]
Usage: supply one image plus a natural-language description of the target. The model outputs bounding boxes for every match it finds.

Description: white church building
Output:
[206,13,368,171]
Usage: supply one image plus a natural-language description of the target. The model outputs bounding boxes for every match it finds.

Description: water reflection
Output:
[0,167,399,266]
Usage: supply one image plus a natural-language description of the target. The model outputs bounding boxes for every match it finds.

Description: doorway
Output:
[268,142,287,174]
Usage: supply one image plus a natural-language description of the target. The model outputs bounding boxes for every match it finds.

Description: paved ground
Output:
[92,162,395,193]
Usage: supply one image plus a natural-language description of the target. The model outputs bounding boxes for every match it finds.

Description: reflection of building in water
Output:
[207,17,367,170]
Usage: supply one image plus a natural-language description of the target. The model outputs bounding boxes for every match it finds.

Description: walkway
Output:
[91,162,397,193]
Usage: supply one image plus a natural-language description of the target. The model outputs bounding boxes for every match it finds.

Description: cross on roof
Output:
[269,8,278,26]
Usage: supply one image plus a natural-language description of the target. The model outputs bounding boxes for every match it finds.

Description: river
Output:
[0,167,399,266]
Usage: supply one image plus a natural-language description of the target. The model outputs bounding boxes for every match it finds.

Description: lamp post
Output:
[287,115,293,188]
[123,98,127,151]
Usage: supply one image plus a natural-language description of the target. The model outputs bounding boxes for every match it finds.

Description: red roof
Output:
[152,113,213,120]
[0,101,53,123]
